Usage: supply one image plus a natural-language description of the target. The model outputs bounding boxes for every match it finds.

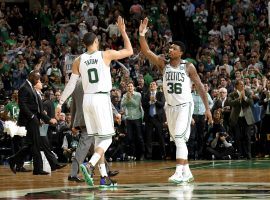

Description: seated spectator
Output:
[206,131,235,160]
[62,128,80,163]
[206,109,234,160]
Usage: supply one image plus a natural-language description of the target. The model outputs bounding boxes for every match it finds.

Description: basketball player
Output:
[139,18,212,184]
[56,16,133,187]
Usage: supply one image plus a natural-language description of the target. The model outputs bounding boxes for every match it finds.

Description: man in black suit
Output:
[142,81,166,159]
[8,70,57,175]
[43,90,55,148]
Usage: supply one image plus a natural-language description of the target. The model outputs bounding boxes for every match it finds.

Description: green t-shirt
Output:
[0,63,10,74]
[5,101,19,120]
[144,73,153,87]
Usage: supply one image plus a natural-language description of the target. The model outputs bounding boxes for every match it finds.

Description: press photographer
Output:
[206,131,234,160]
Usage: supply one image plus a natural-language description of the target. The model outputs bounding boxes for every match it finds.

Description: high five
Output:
[139,17,212,184]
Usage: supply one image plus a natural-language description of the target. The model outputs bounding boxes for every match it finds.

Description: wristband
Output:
[139,28,149,36]
[59,99,64,105]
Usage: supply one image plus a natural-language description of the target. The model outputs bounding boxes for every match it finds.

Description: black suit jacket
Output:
[43,99,55,118]
[17,81,50,126]
[211,98,231,120]
[142,90,165,123]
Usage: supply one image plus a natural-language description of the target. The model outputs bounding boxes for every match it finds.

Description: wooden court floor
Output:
[0,159,270,199]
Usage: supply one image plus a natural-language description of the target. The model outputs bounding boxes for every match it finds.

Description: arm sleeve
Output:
[59,73,80,105]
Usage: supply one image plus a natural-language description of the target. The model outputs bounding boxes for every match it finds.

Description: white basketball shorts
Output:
[165,101,194,142]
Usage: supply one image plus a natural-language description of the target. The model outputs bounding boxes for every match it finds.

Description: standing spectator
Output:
[121,81,145,160]
[12,60,28,90]
[192,84,213,159]
[228,79,255,159]
[43,90,55,148]
[27,7,41,40]
[259,78,270,157]
[85,7,98,31]
[142,81,166,160]
[40,5,53,40]
[53,4,65,24]
[220,18,235,41]
[99,18,121,38]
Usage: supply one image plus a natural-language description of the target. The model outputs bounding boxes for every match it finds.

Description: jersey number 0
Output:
[88,68,99,83]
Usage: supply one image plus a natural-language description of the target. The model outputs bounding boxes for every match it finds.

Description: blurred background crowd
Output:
[1,0,270,164]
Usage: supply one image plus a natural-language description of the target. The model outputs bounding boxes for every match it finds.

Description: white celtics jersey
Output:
[163,60,193,106]
[79,51,112,94]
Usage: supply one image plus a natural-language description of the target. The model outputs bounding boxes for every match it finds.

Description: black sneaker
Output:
[68,175,85,182]
[108,170,119,177]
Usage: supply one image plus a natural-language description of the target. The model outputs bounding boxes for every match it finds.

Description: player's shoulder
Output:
[185,61,196,70]
[75,54,82,61]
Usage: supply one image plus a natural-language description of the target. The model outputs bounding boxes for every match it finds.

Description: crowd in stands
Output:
[1,0,270,163]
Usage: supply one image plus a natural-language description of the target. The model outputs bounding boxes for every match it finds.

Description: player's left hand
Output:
[205,109,213,124]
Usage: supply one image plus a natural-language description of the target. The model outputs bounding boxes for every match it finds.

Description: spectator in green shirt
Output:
[4,91,19,121]
[121,81,145,160]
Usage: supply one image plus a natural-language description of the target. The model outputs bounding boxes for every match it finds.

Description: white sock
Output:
[183,164,191,176]
[99,163,108,177]
[176,164,183,175]
[89,153,101,167]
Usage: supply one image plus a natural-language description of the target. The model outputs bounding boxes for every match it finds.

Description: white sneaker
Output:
[183,172,194,183]
[168,172,184,184]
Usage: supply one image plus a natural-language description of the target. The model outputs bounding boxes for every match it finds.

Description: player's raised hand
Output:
[116,16,126,33]
[139,17,149,36]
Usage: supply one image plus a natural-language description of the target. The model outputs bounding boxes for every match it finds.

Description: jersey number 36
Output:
[167,82,182,94]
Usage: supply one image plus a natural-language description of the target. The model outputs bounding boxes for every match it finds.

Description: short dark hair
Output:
[28,70,40,86]
[83,32,97,47]
[44,90,51,99]
[171,41,186,53]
